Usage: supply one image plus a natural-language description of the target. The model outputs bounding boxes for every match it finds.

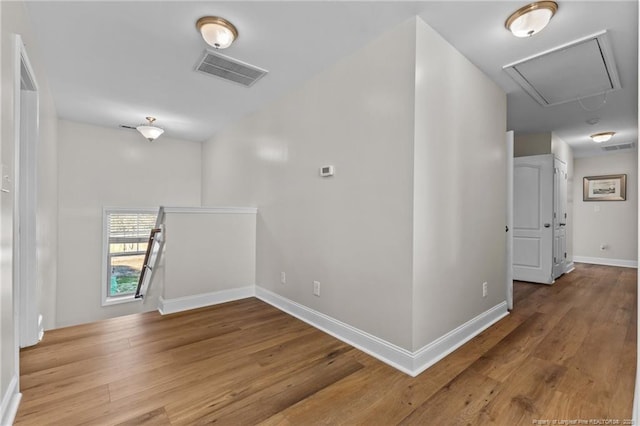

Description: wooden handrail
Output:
[135,228,161,299]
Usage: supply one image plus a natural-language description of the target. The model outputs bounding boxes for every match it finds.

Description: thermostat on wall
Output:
[319,165,334,177]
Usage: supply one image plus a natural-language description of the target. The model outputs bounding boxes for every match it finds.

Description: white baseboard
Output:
[1,374,21,426]
[573,256,638,268]
[156,284,510,377]
[255,285,508,377]
[158,286,255,315]
[564,262,576,274]
[411,302,509,376]
[255,286,416,375]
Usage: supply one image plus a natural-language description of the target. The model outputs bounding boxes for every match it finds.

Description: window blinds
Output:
[108,213,157,240]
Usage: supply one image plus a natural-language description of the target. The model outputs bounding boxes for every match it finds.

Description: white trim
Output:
[564,262,576,274]
[14,34,42,350]
[255,286,509,377]
[506,130,514,310]
[158,286,255,315]
[102,206,159,214]
[155,284,509,377]
[103,295,142,306]
[411,302,509,376]
[37,314,44,342]
[573,256,638,268]
[255,286,415,375]
[162,206,257,214]
[0,375,21,426]
[635,8,639,425]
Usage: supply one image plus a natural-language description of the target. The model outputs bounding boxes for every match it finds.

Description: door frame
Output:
[506,131,514,310]
[552,157,568,279]
[13,34,41,351]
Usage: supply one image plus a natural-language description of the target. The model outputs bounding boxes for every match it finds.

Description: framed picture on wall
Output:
[583,174,627,201]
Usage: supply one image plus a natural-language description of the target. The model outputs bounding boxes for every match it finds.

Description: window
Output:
[103,209,157,304]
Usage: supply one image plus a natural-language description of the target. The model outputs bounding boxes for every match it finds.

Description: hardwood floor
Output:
[15,263,636,425]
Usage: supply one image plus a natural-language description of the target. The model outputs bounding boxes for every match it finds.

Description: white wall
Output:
[202,17,507,355]
[1,1,58,422]
[202,18,417,349]
[162,209,256,300]
[573,151,638,265]
[56,120,201,327]
[412,18,507,350]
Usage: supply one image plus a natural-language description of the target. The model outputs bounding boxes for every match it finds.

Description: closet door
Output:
[513,154,554,284]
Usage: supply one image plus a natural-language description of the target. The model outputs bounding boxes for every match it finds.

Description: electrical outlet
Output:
[482,282,488,298]
[280,272,286,284]
[313,281,320,296]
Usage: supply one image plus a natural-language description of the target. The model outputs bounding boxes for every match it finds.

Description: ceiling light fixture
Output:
[590,131,616,143]
[196,16,238,49]
[505,1,558,38]
[136,117,164,142]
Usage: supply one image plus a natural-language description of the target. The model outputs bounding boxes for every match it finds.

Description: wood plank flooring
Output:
[15,263,636,425]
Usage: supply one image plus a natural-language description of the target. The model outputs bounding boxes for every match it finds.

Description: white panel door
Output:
[552,158,568,279]
[513,154,554,284]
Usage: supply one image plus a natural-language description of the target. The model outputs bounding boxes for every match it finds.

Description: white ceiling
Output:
[25,1,638,157]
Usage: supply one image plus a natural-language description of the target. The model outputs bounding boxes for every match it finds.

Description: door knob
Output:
[559,223,566,226]
[544,223,551,228]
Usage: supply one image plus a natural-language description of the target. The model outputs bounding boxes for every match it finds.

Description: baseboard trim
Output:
[573,256,638,268]
[564,262,576,274]
[158,286,255,315]
[255,285,509,377]
[1,374,21,426]
[411,301,509,376]
[156,284,510,376]
[255,286,416,375]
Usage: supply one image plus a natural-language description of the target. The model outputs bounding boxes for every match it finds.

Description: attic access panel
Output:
[504,31,621,107]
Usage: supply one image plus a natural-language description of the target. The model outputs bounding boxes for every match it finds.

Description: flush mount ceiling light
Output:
[505,1,558,37]
[590,131,616,143]
[136,117,164,142]
[196,16,238,49]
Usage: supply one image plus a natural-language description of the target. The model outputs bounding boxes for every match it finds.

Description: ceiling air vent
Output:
[602,142,636,152]
[195,49,268,87]
[504,31,621,107]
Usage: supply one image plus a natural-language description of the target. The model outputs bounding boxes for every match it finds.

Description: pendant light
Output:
[136,117,164,142]
[505,1,558,38]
